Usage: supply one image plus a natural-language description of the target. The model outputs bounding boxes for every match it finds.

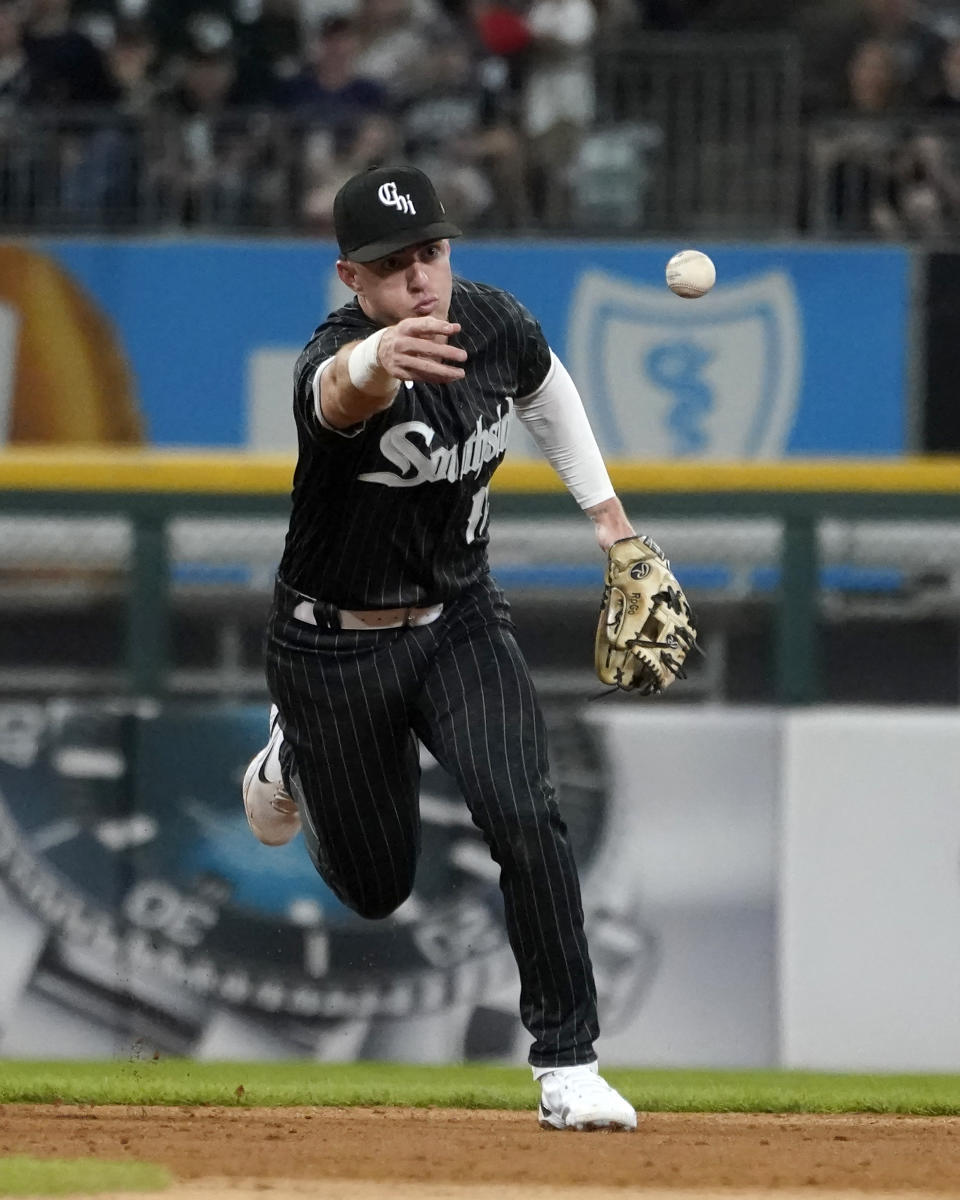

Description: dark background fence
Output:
[2,455,959,705]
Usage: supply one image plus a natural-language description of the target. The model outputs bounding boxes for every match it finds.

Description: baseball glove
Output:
[595,534,699,695]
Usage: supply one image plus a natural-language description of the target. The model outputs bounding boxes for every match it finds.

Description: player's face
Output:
[339,240,454,326]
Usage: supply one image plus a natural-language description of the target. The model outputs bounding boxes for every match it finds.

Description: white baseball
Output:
[665,249,716,299]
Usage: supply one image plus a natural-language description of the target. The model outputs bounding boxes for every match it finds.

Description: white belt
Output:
[293,599,444,631]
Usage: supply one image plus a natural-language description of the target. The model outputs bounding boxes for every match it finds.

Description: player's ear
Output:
[337,258,361,294]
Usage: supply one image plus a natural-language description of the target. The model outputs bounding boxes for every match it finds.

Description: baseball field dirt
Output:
[3,1105,960,1199]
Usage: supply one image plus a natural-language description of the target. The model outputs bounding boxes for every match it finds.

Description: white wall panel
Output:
[781,708,960,1071]
[585,708,780,1067]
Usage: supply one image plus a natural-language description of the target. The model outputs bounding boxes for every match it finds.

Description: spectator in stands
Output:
[276,14,396,231]
[0,0,37,221]
[885,126,960,235]
[809,37,913,234]
[154,26,286,225]
[173,11,273,102]
[875,33,960,238]
[470,0,531,95]
[0,0,35,109]
[471,0,530,59]
[105,16,159,112]
[299,109,400,229]
[146,0,232,63]
[803,0,948,113]
[846,34,909,113]
[22,0,119,103]
[868,0,947,101]
[71,6,120,55]
[401,34,529,226]
[159,22,240,114]
[232,0,302,102]
[352,0,449,103]
[15,0,133,225]
[521,0,597,228]
[926,31,960,111]
[275,15,388,132]
[58,17,160,224]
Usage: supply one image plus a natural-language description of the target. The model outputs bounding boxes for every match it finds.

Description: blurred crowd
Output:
[0,0,654,230]
[801,0,960,237]
[3,0,960,235]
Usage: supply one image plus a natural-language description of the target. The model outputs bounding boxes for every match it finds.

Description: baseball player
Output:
[243,164,638,1132]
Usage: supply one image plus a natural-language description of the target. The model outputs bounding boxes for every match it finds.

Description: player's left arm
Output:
[514,349,633,552]
[584,494,635,552]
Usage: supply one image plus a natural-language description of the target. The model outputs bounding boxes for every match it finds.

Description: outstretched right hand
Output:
[377,318,468,384]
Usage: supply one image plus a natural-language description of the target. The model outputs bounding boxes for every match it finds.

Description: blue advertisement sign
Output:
[9,239,909,455]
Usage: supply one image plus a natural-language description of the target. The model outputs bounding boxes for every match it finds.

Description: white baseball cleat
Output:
[536,1062,637,1132]
[242,705,301,846]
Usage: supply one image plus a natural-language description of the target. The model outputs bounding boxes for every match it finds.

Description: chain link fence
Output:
[0,512,958,702]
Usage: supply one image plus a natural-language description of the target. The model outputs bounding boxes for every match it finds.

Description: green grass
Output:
[0,1157,171,1196]
[3,1060,960,1115]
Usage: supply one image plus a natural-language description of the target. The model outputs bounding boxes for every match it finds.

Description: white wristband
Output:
[347,329,400,398]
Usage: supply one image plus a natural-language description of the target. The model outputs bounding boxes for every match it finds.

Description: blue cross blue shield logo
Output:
[566,267,803,458]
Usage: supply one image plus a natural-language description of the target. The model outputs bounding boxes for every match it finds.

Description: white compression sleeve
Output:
[515,350,615,509]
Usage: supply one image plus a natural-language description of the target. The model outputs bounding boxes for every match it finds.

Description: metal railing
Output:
[0,108,298,232]
[589,34,802,235]
[0,35,804,236]
[2,454,960,703]
[32,52,960,240]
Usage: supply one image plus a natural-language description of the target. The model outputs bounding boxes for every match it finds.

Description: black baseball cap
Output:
[334,165,462,263]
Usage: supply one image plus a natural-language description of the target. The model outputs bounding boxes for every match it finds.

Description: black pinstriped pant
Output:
[265,573,599,1068]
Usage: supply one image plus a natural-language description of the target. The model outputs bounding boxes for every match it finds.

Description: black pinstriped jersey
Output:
[278,276,552,609]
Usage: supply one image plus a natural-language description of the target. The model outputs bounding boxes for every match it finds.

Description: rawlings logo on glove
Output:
[595,534,700,695]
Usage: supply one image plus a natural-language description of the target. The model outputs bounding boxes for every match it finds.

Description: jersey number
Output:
[465,485,490,545]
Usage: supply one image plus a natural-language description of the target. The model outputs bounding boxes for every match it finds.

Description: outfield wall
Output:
[0,701,956,1071]
[0,239,911,457]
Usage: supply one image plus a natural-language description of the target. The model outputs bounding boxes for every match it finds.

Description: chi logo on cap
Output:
[377,181,417,215]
